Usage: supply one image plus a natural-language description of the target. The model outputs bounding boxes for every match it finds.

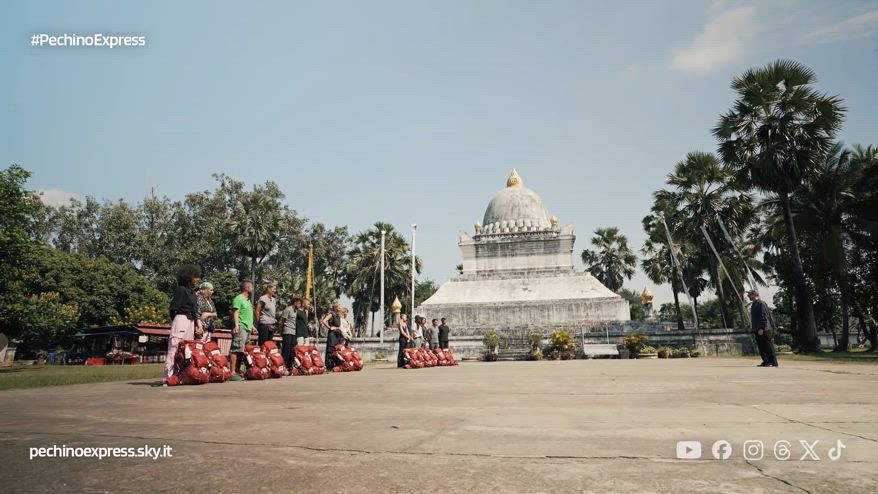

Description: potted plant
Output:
[527,330,544,360]
[621,333,649,358]
[637,345,658,359]
[657,346,672,359]
[547,330,576,360]
[482,330,500,361]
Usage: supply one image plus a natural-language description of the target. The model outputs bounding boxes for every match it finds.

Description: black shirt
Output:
[438,324,450,341]
[295,309,310,338]
[169,285,198,321]
[750,299,771,334]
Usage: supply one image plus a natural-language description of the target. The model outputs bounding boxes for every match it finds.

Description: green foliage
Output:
[657,346,672,358]
[527,330,544,360]
[109,305,168,326]
[639,345,657,355]
[547,330,576,360]
[581,227,637,293]
[345,222,421,329]
[17,293,80,346]
[621,333,649,356]
[482,330,500,350]
[618,288,645,320]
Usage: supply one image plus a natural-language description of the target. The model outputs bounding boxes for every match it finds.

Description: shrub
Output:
[639,345,657,355]
[529,347,543,361]
[482,330,500,350]
[526,330,543,349]
[657,346,672,358]
[547,330,576,360]
[621,333,649,356]
[690,349,701,358]
[484,352,499,362]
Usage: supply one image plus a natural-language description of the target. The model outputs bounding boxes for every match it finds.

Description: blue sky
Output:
[2,0,877,306]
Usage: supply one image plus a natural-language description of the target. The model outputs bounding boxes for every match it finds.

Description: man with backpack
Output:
[748,290,778,367]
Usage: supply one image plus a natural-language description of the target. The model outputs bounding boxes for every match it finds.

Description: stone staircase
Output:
[497,331,534,361]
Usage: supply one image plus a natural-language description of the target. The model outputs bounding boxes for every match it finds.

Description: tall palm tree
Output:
[661,151,757,328]
[581,227,637,293]
[345,222,421,329]
[229,192,280,301]
[641,238,685,330]
[713,60,845,352]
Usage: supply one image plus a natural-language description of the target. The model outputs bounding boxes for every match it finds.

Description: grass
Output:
[0,363,164,391]
[777,348,878,364]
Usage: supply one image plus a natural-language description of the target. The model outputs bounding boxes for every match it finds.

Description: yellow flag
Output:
[305,242,313,300]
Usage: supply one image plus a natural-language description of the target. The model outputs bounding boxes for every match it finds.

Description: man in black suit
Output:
[438,318,450,349]
[748,290,778,367]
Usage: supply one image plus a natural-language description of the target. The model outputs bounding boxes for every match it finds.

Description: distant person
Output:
[438,318,450,349]
[255,282,278,346]
[748,290,778,367]
[229,280,255,381]
[322,305,344,370]
[165,264,203,383]
[412,316,425,348]
[196,281,217,344]
[278,295,303,371]
[397,314,412,368]
[340,307,354,344]
[426,319,440,350]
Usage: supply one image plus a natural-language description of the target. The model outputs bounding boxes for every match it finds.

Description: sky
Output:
[2,0,877,307]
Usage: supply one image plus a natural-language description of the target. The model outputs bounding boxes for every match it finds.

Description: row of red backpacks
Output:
[166,340,232,386]
[403,347,459,369]
[290,345,327,376]
[330,344,364,372]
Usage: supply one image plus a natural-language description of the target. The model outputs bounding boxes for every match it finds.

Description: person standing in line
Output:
[321,305,343,370]
[426,318,440,350]
[196,281,217,344]
[278,295,303,371]
[748,290,778,368]
[340,307,354,345]
[438,318,450,349]
[412,316,425,349]
[165,264,203,383]
[254,282,278,346]
[229,280,255,381]
[299,298,313,345]
[397,314,412,368]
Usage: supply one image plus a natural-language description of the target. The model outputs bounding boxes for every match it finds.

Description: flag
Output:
[305,242,313,301]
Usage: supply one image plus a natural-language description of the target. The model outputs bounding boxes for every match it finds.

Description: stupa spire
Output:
[506,169,523,188]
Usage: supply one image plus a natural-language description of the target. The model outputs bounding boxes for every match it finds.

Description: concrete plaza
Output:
[0,358,876,493]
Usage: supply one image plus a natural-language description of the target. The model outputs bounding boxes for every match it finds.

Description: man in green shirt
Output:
[229,280,254,381]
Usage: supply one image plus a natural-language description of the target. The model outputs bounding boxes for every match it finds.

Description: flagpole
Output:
[411,224,417,319]
[379,229,386,343]
[306,242,314,342]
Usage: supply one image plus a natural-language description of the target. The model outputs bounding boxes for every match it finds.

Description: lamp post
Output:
[411,224,417,319]
[379,229,385,343]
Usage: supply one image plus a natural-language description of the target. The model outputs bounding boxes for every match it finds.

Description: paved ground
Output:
[0,358,876,493]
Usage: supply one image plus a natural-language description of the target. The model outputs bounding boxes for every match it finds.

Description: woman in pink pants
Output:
[164,264,203,383]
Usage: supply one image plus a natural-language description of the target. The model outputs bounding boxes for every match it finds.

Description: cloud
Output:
[800,10,878,45]
[37,189,79,207]
[670,6,757,75]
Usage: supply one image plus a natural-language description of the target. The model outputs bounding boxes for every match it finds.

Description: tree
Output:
[714,60,845,352]
[345,223,421,329]
[581,227,637,293]
[415,279,439,309]
[617,288,645,320]
[654,151,758,328]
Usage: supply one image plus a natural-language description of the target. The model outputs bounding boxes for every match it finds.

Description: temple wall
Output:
[414,297,630,333]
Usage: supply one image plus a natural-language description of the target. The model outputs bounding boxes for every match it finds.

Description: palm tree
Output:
[229,192,280,302]
[345,222,421,330]
[641,238,685,330]
[581,227,637,293]
[660,151,757,328]
[713,60,845,352]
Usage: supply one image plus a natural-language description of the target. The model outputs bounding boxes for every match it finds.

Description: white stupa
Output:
[416,170,629,334]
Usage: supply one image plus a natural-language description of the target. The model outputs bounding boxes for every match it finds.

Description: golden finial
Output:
[474,221,482,234]
[391,296,402,313]
[550,215,558,228]
[506,168,523,188]
[641,287,654,305]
